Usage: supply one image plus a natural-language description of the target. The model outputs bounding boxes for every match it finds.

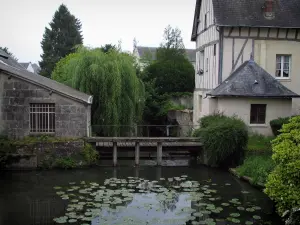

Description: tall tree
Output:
[39,4,83,77]
[100,44,117,53]
[0,47,18,61]
[52,47,145,136]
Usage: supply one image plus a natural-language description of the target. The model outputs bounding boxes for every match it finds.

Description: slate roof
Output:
[208,60,300,98]
[0,49,25,70]
[20,62,41,74]
[136,46,196,62]
[191,0,300,41]
[0,57,92,104]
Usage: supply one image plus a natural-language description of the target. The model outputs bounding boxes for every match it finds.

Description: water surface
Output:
[0,166,282,225]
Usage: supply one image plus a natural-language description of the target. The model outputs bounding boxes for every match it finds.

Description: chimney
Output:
[263,0,275,20]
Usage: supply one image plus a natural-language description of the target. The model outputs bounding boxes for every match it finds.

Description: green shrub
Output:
[270,116,291,136]
[81,143,99,165]
[55,157,77,169]
[236,154,275,185]
[194,115,248,168]
[265,116,300,216]
[247,134,273,153]
[198,112,227,129]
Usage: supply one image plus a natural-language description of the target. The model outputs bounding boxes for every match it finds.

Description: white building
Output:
[191,0,300,135]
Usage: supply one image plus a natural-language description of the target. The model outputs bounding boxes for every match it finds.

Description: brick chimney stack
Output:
[263,0,275,19]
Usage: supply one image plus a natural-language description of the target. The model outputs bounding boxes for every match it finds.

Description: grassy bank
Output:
[235,134,275,185]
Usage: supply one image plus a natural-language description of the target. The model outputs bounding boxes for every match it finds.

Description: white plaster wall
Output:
[193,90,217,125]
[27,63,35,73]
[217,98,292,136]
[255,40,300,113]
[222,38,253,81]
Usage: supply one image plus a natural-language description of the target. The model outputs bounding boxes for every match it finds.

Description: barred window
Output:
[30,103,55,133]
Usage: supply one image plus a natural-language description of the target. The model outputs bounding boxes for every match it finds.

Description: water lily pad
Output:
[253,215,261,220]
[221,203,230,206]
[230,213,240,217]
[68,218,77,223]
[53,186,62,190]
[53,216,68,224]
[193,212,203,217]
[246,208,255,212]
[245,221,254,225]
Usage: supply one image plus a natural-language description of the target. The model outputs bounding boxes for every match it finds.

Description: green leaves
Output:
[265,116,300,215]
[52,47,145,136]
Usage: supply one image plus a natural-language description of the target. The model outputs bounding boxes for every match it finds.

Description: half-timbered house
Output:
[191,0,300,135]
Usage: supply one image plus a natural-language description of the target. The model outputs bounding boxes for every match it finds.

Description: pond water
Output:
[0,166,282,225]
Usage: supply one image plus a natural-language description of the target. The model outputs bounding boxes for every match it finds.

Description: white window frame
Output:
[276,55,291,79]
[30,103,55,133]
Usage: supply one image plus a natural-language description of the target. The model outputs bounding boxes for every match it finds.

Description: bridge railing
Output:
[89,125,200,137]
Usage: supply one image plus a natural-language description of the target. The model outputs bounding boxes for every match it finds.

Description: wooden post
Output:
[113,142,117,166]
[135,141,140,166]
[157,142,162,166]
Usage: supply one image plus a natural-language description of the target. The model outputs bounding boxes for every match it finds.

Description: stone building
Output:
[0,50,93,138]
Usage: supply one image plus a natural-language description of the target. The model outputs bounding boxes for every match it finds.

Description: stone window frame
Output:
[250,104,267,124]
[29,103,55,134]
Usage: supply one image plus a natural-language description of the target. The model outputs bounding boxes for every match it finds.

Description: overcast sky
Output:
[0,0,196,64]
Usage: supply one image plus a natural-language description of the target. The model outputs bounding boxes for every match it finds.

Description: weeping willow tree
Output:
[52,46,145,136]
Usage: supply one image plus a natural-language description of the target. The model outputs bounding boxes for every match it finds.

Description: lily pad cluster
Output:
[53,176,266,225]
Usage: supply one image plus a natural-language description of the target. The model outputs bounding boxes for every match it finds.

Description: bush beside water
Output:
[270,116,291,136]
[193,114,248,168]
[265,116,300,216]
[236,154,275,185]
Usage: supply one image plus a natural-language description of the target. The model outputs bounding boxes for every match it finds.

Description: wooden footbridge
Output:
[86,137,202,166]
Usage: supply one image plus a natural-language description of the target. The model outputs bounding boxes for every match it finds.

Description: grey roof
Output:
[191,0,300,41]
[136,46,196,62]
[19,62,30,68]
[0,60,92,104]
[20,62,41,74]
[31,63,41,74]
[0,50,25,70]
[208,60,300,98]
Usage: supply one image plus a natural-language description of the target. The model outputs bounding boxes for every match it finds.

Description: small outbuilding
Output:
[0,50,93,139]
[207,59,300,135]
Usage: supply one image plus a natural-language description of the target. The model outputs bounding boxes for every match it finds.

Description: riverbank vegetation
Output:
[0,136,98,169]
[265,116,300,216]
[193,114,248,168]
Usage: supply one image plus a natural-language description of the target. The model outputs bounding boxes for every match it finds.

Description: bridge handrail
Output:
[85,137,201,143]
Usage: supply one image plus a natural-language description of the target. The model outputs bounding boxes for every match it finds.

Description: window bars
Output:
[30,103,55,133]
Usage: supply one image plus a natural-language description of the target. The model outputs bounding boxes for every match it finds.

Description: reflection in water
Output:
[0,166,283,225]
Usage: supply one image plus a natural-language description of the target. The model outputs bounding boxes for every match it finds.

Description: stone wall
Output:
[170,96,193,109]
[6,140,84,169]
[0,72,89,138]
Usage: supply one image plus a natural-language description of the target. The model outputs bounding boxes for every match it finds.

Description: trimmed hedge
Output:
[270,117,291,136]
[265,116,300,216]
[194,115,248,168]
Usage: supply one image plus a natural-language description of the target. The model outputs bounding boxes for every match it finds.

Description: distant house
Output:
[191,0,300,135]
[20,62,41,74]
[133,46,196,69]
[0,49,92,139]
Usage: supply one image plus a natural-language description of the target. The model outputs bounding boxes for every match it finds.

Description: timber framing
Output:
[223,27,300,41]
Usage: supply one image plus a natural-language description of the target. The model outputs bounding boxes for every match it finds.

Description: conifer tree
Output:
[39,4,83,77]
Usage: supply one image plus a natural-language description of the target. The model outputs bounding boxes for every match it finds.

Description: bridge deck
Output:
[86,137,201,143]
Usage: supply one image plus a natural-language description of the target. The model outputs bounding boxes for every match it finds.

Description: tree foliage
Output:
[52,47,145,136]
[140,25,194,125]
[39,4,83,77]
[100,44,117,53]
[265,116,300,215]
